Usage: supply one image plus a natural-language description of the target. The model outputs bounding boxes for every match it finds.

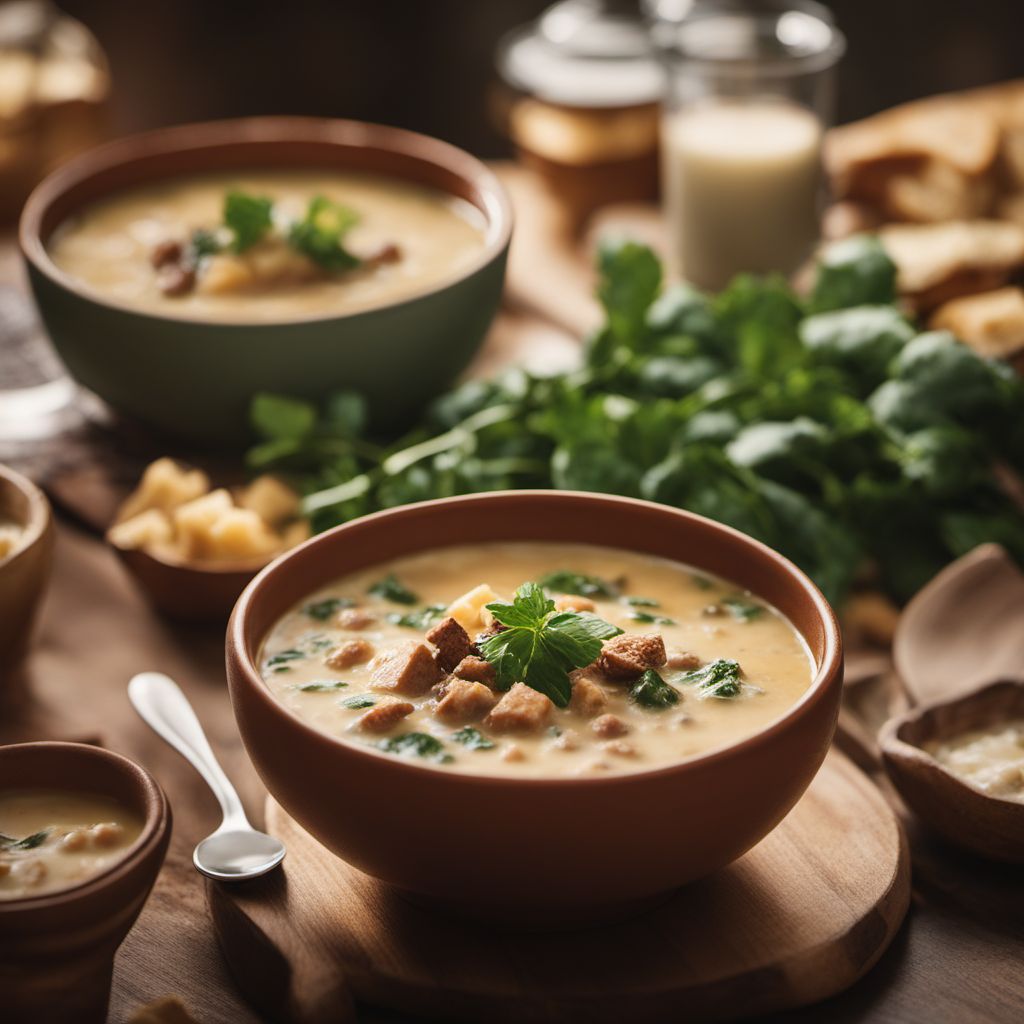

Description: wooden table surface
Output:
[2,165,1023,1024]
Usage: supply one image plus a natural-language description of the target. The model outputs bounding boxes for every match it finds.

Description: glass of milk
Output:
[649,0,845,291]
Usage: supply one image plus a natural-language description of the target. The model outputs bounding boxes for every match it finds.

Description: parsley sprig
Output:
[480,582,623,707]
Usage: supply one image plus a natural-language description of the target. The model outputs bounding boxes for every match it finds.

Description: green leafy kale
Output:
[387,604,447,629]
[368,574,419,605]
[538,570,619,599]
[681,658,743,699]
[629,669,680,709]
[624,595,659,607]
[0,829,51,850]
[450,726,495,750]
[627,610,676,625]
[302,596,355,621]
[294,680,348,692]
[480,582,623,707]
[339,694,376,709]
[378,732,452,763]
[720,595,765,622]
[263,649,305,671]
[224,190,274,252]
[288,196,360,272]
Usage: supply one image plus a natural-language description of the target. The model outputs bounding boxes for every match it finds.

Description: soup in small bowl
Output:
[20,118,512,445]
[228,491,842,923]
[0,742,171,1024]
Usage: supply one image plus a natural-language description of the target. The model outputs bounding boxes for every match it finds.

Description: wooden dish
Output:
[0,463,55,682]
[227,490,843,925]
[0,741,172,1024]
[879,679,1024,863]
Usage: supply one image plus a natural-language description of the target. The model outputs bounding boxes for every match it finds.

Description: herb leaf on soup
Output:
[450,726,495,750]
[288,196,361,272]
[339,694,376,709]
[538,571,620,599]
[387,604,448,629]
[302,596,355,621]
[681,658,743,699]
[624,596,659,608]
[378,732,452,764]
[294,680,348,692]
[0,829,51,851]
[481,582,623,707]
[224,190,274,252]
[721,595,765,622]
[629,669,680,709]
[264,649,305,672]
[368,574,419,605]
[628,610,677,625]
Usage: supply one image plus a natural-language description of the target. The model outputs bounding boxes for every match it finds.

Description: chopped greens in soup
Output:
[259,543,814,778]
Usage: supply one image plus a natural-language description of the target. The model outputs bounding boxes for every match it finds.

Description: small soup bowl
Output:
[0,741,171,1023]
[227,491,843,924]
[880,679,1024,863]
[20,117,512,447]
[0,464,55,682]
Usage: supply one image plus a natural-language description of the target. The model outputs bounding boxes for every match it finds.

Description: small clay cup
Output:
[0,464,54,682]
[880,679,1024,863]
[0,742,172,1023]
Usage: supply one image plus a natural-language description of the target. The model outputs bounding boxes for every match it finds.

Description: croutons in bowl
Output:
[226,491,843,924]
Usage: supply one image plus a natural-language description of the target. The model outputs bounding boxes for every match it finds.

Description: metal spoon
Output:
[128,671,285,881]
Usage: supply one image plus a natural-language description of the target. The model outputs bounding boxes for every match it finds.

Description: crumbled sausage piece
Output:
[365,242,402,267]
[90,823,124,847]
[370,640,444,696]
[452,655,496,685]
[338,607,376,630]
[434,680,497,723]
[484,682,554,733]
[426,616,474,672]
[597,634,667,680]
[592,713,630,738]
[602,740,636,757]
[555,594,596,612]
[666,650,702,671]
[568,674,608,718]
[502,743,525,762]
[552,728,581,751]
[60,829,88,852]
[357,696,414,733]
[325,639,374,669]
[151,240,183,268]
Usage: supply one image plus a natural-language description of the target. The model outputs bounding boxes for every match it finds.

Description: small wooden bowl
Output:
[0,741,172,1023]
[109,541,269,623]
[0,464,55,681]
[880,679,1024,863]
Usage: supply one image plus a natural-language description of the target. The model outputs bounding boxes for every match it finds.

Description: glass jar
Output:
[648,0,845,290]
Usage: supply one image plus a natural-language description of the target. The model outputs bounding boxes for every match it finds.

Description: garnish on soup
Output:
[258,542,813,778]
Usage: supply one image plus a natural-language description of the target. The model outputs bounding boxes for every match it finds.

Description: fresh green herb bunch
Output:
[246,234,1024,606]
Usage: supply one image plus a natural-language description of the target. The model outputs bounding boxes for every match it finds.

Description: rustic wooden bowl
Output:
[108,539,269,623]
[227,490,843,925]
[0,741,172,1024]
[0,464,54,682]
[879,679,1024,863]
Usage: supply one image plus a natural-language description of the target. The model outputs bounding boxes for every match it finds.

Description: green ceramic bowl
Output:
[19,118,512,447]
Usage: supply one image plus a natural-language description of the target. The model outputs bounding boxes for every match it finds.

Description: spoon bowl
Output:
[193,828,286,881]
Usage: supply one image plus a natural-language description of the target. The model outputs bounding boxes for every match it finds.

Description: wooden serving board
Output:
[207,749,910,1024]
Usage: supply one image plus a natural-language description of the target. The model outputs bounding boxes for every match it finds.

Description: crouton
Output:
[484,682,553,733]
[592,714,630,738]
[338,607,376,630]
[325,639,374,669]
[434,680,497,723]
[370,640,444,696]
[597,634,667,680]
[568,674,608,718]
[445,584,498,631]
[453,655,496,685]
[357,697,414,733]
[425,616,474,672]
[237,474,300,527]
[107,509,173,551]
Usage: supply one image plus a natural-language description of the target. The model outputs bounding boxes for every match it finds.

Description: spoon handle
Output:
[129,671,251,830]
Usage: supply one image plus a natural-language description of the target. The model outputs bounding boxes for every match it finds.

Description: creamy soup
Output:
[0,789,143,899]
[259,543,814,778]
[48,171,487,322]
[928,720,1024,802]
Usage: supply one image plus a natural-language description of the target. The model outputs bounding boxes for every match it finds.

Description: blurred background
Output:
[28,0,1024,153]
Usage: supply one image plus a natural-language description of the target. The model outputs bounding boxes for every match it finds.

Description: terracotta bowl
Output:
[227,491,843,923]
[0,741,172,1023]
[0,464,55,682]
[20,117,512,446]
[880,679,1024,863]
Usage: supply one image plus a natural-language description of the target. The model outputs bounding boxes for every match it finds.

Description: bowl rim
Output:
[879,677,1024,812]
[0,741,170,913]
[19,115,514,328]
[0,463,51,568]
[227,490,843,788]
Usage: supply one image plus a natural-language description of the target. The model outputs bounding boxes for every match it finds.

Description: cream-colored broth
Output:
[927,719,1024,802]
[259,543,814,778]
[48,170,486,321]
[0,789,143,899]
